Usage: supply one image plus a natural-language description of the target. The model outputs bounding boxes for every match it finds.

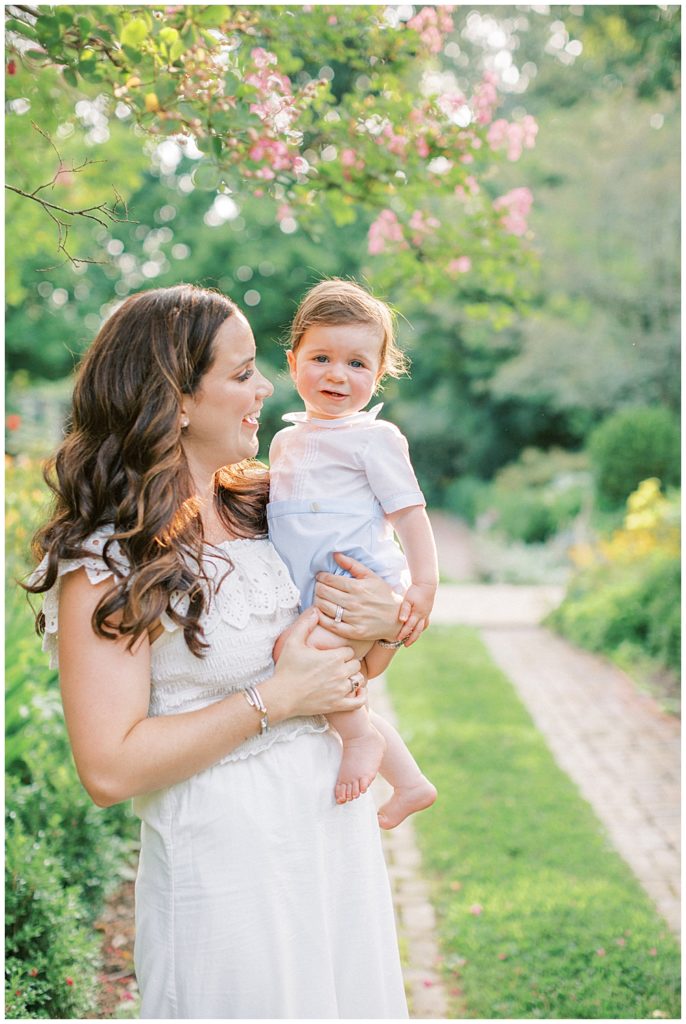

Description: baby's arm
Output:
[387,504,439,646]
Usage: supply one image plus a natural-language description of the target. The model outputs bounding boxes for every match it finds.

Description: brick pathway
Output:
[430,514,681,938]
[481,624,681,936]
[370,680,451,1019]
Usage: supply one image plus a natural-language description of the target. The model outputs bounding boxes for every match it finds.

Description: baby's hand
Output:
[397,582,437,646]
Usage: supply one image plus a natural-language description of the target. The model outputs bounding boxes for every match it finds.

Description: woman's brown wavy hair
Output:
[25,284,269,657]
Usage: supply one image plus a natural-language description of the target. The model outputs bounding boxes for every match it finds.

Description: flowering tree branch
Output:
[6,4,539,309]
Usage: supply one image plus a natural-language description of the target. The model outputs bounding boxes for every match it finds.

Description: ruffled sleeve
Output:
[29,525,130,670]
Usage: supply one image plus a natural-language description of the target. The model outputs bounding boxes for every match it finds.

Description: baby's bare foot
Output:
[335,728,386,805]
[377,776,437,829]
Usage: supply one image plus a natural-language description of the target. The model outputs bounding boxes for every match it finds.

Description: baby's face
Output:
[287,323,383,420]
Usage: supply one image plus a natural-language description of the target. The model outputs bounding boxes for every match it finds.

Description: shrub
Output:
[5,819,100,1019]
[454,447,591,543]
[443,475,489,525]
[549,480,681,696]
[588,405,680,508]
[5,459,139,1018]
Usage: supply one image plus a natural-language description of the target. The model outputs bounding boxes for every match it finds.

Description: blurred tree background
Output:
[7,4,679,493]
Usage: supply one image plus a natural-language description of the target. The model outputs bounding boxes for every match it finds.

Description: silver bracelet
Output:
[243,686,270,733]
[377,638,405,649]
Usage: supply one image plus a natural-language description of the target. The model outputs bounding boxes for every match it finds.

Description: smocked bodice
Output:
[33,528,327,764]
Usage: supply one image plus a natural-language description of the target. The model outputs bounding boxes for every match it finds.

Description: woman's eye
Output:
[237,367,254,382]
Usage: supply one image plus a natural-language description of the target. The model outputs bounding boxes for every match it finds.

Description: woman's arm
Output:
[59,569,365,807]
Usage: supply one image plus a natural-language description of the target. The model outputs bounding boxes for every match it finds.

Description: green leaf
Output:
[211,135,223,159]
[159,26,179,47]
[77,16,92,37]
[62,67,78,88]
[223,72,240,96]
[195,6,231,26]
[5,18,39,40]
[120,18,148,49]
[192,160,222,190]
[169,37,185,62]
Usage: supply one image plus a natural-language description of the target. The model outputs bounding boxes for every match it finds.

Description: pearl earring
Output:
[180,415,189,429]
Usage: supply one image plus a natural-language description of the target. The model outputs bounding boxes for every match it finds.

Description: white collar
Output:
[282,403,384,428]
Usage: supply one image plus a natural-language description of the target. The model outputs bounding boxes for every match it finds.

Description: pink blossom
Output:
[276,204,294,222]
[251,47,278,70]
[328,15,337,25]
[368,209,406,255]
[469,903,483,915]
[493,187,533,236]
[341,148,357,167]
[382,125,408,156]
[470,75,500,126]
[407,6,454,54]
[596,948,606,957]
[416,136,430,158]
[488,116,538,161]
[448,256,471,274]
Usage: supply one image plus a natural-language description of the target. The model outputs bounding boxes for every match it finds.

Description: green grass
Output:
[386,626,681,1019]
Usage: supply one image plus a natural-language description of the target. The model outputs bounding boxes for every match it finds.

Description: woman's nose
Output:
[257,369,274,398]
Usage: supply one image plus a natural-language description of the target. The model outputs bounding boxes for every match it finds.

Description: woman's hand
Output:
[313,552,403,644]
[265,609,367,720]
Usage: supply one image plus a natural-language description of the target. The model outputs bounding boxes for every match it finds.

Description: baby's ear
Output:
[286,350,297,379]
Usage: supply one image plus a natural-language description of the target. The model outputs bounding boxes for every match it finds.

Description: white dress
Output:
[36,528,408,1020]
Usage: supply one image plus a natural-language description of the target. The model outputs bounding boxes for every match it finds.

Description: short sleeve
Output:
[28,526,130,670]
[360,422,425,514]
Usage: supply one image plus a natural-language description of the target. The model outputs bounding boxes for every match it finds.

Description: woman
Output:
[27,285,409,1019]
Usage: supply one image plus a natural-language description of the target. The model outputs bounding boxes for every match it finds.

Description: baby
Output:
[268,279,438,829]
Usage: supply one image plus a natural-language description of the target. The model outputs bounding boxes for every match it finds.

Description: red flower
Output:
[65,977,74,986]
[28,968,38,977]
[6,414,21,431]
[15,989,22,997]
[7,60,17,75]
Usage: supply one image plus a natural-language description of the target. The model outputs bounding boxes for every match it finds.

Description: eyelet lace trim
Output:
[32,527,300,668]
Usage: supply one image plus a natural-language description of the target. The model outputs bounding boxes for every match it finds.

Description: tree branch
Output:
[6,121,136,266]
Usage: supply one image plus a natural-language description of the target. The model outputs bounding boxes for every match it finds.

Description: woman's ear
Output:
[286,350,297,381]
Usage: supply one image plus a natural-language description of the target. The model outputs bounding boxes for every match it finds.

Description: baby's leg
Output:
[371,711,437,829]
[329,706,386,805]
[272,620,369,661]
[313,628,386,803]
[272,620,384,803]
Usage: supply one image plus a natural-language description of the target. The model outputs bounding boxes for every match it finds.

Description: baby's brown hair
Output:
[289,279,409,382]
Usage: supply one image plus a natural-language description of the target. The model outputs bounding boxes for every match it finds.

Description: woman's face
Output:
[181,312,273,482]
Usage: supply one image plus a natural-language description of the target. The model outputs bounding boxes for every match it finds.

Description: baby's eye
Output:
[313,355,329,363]
[350,359,366,368]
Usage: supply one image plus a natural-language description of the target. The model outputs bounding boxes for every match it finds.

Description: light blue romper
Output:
[267,404,425,609]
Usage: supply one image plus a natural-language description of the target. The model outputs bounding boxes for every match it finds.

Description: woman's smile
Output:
[181,312,273,484]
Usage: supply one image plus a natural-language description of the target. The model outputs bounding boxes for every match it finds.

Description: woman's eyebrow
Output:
[230,353,256,371]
